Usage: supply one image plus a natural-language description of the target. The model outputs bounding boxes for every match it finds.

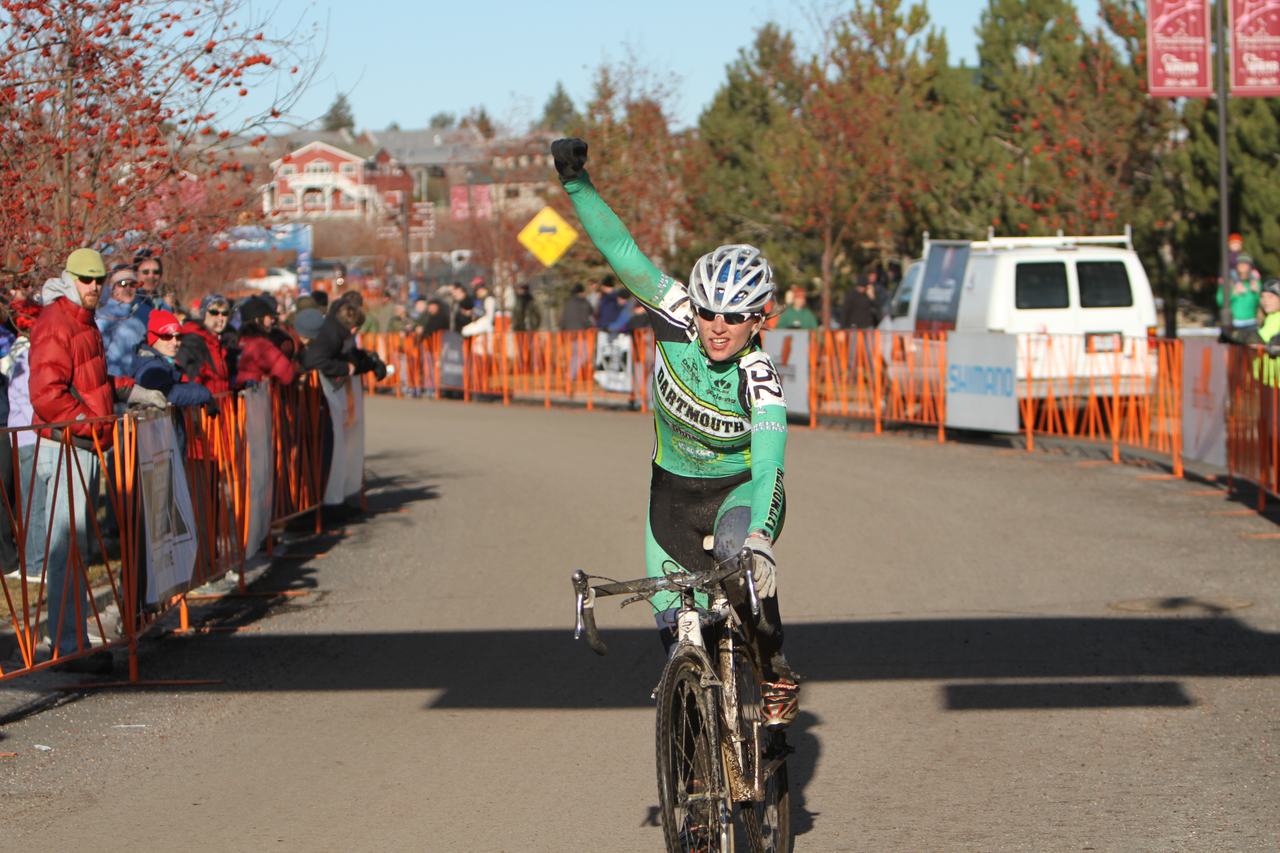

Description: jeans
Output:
[36,441,100,653]
[17,444,47,579]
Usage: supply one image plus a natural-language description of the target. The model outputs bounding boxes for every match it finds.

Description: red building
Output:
[261,137,412,221]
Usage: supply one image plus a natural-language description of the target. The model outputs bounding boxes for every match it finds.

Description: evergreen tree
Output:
[461,106,496,139]
[539,81,579,133]
[428,111,456,129]
[687,24,808,288]
[321,93,355,132]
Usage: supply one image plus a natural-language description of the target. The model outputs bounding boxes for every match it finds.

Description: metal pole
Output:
[1216,0,1232,336]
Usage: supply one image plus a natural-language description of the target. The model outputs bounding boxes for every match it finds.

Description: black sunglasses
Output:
[113,279,138,288]
[77,275,106,285]
[206,309,229,317]
[694,305,758,325]
[153,332,179,341]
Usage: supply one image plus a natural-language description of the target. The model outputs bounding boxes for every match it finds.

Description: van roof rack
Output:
[964,225,1133,252]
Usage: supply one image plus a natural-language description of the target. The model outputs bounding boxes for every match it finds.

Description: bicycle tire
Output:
[732,648,792,853]
[656,646,727,852]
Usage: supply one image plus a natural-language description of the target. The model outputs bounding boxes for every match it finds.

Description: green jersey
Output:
[564,173,787,537]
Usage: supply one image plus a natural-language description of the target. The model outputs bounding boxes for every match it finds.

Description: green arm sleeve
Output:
[563,172,669,310]
[749,404,788,537]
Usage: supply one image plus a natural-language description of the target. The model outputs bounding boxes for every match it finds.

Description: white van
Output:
[881,230,1160,397]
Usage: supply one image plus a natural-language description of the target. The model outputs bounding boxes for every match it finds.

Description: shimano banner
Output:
[945,333,1018,433]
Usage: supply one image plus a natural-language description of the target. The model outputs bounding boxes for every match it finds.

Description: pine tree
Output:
[539,81,579,133]
[461,106,495,140]
[428,111,456,129]
[321,93,355,132]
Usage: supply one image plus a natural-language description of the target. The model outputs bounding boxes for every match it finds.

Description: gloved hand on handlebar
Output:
[744,531,777,598]
[550,137,589,183]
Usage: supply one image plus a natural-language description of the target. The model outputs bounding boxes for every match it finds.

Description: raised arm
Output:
[553,138,673,311]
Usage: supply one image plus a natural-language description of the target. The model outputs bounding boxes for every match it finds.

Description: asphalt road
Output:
[1,396,1277,852]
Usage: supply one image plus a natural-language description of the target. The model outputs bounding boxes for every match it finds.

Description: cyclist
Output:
[552,137,798,728]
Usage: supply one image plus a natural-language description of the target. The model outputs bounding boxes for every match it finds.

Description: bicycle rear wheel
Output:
[657,646,728,852]
[732,648,792,853]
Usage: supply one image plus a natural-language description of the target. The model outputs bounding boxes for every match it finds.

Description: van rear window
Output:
[1077,261,1133,308]
[1015,262,1069,309]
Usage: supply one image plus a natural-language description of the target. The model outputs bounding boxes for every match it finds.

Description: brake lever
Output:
[737,547,761,617]
[571,570,608,655]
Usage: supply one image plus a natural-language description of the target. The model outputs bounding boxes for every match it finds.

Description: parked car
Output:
[244,266,298,293]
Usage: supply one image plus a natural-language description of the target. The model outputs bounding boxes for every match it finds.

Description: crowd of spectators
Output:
[0,248,389,674]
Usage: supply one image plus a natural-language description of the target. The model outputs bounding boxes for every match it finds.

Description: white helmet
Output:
[687,244,773,315]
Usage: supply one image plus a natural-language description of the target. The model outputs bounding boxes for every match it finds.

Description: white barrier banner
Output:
[137,416,198,603]
[321,376,365,506]
[945,333,1019,433]
[762,330,810,418]
[593,332,634,394]
[1182,337,1228,468]
[242,385,274,558]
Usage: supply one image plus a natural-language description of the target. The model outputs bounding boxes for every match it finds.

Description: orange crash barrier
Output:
[1225,343,1280,510]
[0,381,330,684]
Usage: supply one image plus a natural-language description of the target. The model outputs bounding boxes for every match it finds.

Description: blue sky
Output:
[268,0,1102,133]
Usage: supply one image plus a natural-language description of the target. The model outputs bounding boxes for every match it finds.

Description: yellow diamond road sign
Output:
[518,206,578,267]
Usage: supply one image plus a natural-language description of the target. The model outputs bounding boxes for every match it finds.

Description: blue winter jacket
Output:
[97,295,149,378]
[133,345,214,408]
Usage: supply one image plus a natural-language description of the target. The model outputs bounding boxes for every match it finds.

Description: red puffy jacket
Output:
[178,321,231,395]
[30,294,127,442]
[236,332,296,387]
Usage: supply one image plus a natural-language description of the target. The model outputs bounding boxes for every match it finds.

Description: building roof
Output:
[364,127,486,168]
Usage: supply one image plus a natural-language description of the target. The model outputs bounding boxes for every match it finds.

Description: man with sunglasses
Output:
[96,263,149,379]
[553,138,799,728]
[29,249,137,673]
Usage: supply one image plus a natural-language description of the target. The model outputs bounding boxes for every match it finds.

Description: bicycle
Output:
[572,548,792,852]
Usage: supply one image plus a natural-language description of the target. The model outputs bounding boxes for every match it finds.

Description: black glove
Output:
[372,357,388,381]
[551,137,588,183]
[203,399,220,419]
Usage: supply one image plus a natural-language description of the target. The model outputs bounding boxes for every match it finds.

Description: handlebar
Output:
[571,549,755,656]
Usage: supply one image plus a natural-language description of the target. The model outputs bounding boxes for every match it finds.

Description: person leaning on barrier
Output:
[133,310,215,410]
[30,249,160,674]
[300,295,387,382]
[512,283,541,332]
[175,293,234,395]
[234,297,296,388]
[1249,279,1280,386]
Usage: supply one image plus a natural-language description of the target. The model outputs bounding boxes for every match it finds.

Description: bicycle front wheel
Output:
[733,648,792,853]
[656,646,727,852]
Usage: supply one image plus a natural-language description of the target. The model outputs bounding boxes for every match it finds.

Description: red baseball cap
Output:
[147,309,181,345]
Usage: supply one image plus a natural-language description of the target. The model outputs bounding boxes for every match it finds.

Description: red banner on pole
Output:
[1230,0,1280,96]
[1148,0,1214,97]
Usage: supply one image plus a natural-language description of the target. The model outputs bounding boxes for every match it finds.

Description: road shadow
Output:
[105,614,1280,706]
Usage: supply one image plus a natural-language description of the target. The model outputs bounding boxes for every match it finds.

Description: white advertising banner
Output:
[762,330,810,418]
[1182,337,1228,468]
[321,375,365,506]
[945,333,1019,433]
[137,416,198,603]
[242,385,274,558]
[593,332,634,394]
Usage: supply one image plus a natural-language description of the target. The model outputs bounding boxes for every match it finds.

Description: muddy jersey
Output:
[564,172,787,537]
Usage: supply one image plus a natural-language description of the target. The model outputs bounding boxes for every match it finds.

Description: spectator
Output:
[512,283,542,332]
[462,282,497,337]
[596,275,624,329]
[133,310,214,409]
[4,300,45,584]
[1218,253,1263,334]
[175,294,233,395]
[30,249,140,673]
[235,298,296,387]
[301,297,386,382]
[292,308,326,347]
[96,263,149,379]
[605,290,633,334]
[447,281,475,332]
[560,284,593,331]
[839,278,881,329]
[626,300,651,331]
[775,286,819,329]
[1251,279,1280,386]
[386,302,410,334]
[1227,233,1244,270]
[417,299,449,336]
[5,274,37,306]
[133,251,174,315]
